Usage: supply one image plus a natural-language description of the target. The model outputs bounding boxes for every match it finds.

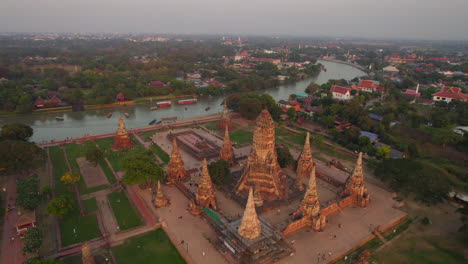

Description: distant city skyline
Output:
[1,0,467,41]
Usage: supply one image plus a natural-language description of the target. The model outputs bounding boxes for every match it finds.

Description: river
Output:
[0,60,366,142]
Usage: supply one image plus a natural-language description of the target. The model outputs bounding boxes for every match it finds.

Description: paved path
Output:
[138,186,228,264]
[1,176,27,264]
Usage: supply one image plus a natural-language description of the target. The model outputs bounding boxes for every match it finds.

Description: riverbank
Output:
[320,58,370,73]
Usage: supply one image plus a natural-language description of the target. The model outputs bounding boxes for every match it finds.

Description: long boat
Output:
[150,106,158,110]
[106,113,112,118]
[55,117,64,121]
[161,116,177,121]
[148,119,157,125]
[156,101,172,108]
[177,98,197,105]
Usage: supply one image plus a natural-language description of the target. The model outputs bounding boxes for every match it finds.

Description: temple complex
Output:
[111,115,134,150]
[154,181,168,208]
[166,138,187,183]
[168,131,220,160]
[341,152,370,207]
[295,132,315,191]
[81,242,96,264]
[217,100,233,130]
[219,125,235,166]
[236,109,287,201]
[196,159,217,209]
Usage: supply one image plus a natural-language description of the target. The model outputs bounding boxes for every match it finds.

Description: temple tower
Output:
[154,181,168,208]
[217,100,233,130]
[342,152,370,207]
[238,188,261,240]
[167,138,187,183]
[299,167,320,217]
[236,109,286,201]
[81,242,95,264]
[219,125,235,166]
[196,159,217,209]
[111,115,134,150]
[296,132,314,191]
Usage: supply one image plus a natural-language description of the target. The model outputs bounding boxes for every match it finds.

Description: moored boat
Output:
[156,101,172,108]
[205,106,210,111]
[161,116,177,121]
[149,119,157,125]
[55,117,64,121]
[124,113,129,118]
[177,98,197,105]
[150,106,158,110]
[106,113,112,118]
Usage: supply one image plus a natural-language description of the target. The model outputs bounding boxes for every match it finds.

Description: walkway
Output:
[1,175,27,264]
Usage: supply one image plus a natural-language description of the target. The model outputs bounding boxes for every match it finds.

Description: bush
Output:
[17,175,41,210]
[23,228,43,254]
[208,160,231,185]
[47,195,74,217]
[276,145,294,168]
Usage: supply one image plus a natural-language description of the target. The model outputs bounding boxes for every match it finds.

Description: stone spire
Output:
[343,152,370,207]
[154,181,168,208]
[111,115,134,150]
[196,159,217,209]
[296,132,314,191]
[220,125,235,166]
[167,137,187,183]
[253,183,264,207]
[81,242,95,264]
[300,166,320,217]
[217,100,233,130]
[238,188,261,240]
[236,109,286,201]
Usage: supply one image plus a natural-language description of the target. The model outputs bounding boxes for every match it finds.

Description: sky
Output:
[1,0,468,40]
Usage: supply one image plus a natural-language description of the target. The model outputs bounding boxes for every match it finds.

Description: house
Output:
[34,97,45,108]
[15,211,36,237]
[330,85,352,100]
[432,86,467,102]
[334,118,352,132]
[355,80,383,93]
[369,113,383,122]
[359,131,379,143]
[116,92,125,101]
[149,81,165,87]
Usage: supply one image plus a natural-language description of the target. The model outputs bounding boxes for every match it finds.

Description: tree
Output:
[17,175,41,210]
[276,145,294,168]
[431,129,462,148]
[47,195,73,217]
[374,159,450,204]
[321,115,336,128]
[22,228,43,254]
[0,140,46,173]
[287,108,296,121]
[208,160,231,185]
[238,97,262,120]
[60,171,80,185]
[122,151,164,185]
[376,146,391,159]
[1,123,33,141]
[85,147,104,166]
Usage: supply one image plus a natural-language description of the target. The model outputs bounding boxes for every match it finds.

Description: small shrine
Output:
[167,138,187,183]
[196,159,217,209]
[111,115,134,150]
[217,100,233,130]
[219,125,235,166]
[154,181,169,208]
[81,242,96,264]
[296,132,315,191]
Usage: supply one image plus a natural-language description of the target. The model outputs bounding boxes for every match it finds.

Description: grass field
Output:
[48,146,69,195]
[138,130,157,142]
[151,144,170,164]
[230,129,253,145]
[94,137,142,172]
[82,197,98,214]
[60,205,101,247]
[108,191,143,230]
[112,229,186,264]
[203,121,218,131]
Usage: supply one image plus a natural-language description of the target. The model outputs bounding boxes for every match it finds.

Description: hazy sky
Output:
[1,0,467,40]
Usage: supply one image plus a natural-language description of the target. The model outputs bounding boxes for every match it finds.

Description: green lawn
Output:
[138,130,157,142]
[60,205,101,247]
[112,229,185,264]
[82,197,98,214]
[108,191,142,230]
[203,121,218,131]
[151,144,170,164]
[60,254,82,264]
[230,129,253,145]
[99,159,117,184]
[48,146,69,195]
[94,137,141,172]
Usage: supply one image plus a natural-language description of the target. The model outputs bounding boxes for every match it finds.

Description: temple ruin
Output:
[219,125,235,166]
[111,115,134,150]
[166,138,187,183]
[196,159,217,209]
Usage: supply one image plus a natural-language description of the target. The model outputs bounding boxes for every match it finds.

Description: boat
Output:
[150,106,158,110]
[124,113,129,118]
[161,116,177,121]
[55,117,64,121]
[156,101,172,108]
[177,98,198,105]
[148,119,157,125]
[155,120,162,124]
[106,113,112,118]
[205,106,211,111]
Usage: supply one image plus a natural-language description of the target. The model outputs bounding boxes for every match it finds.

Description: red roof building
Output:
[149,81,165,87]
[432,86,467,102]
[330,85,352,100]
[116,92,125,101]
[34,97,45,108]
[355,80,384,93]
